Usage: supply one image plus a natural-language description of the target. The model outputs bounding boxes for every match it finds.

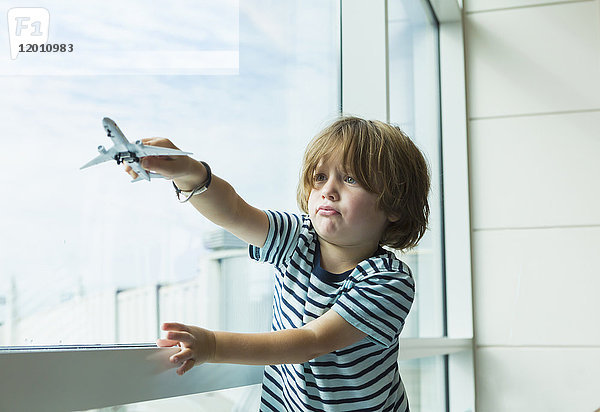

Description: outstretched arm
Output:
[125,138,269,247]
[157,310,367,375]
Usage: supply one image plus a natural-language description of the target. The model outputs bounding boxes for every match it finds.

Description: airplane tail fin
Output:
[131,175,148,183]
[130,172,165,183]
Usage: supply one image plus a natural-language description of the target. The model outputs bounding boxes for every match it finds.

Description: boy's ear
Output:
[387,213,400,223]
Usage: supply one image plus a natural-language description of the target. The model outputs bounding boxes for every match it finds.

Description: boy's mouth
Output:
[317,205,340,216]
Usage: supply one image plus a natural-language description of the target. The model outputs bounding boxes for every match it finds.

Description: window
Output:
[388,0,445,339]
[0,0,339,346]
[400,356,447,412]
[0,1,473,411]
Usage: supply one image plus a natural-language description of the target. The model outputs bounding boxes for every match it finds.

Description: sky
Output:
[0,0,340,321]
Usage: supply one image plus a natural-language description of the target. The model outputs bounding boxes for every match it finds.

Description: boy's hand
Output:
[124,138,208,190]
[156,322,217,375]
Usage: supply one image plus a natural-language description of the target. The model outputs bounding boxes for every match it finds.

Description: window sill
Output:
[400,338,473,360]
[0,338,472,411]
[0,344,263,412]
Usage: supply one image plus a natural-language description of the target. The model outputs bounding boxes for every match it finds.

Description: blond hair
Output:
[297,116,430,250]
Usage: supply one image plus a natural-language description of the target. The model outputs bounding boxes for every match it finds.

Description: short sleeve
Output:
[248,210,303,267]
[332,270,415,348]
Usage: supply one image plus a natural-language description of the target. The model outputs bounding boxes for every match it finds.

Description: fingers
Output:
[139,156,176,174]
[159,323,194,345]
[165,331,194,345]
[158,322,205,375]
[129,138,196,180]
[156,338,180,347]
[140,137,180,150]
[120,137,190,180]
[160,343,196,376]
[121,138,179,179]
[170,347,194,364]
[140,153,197,179]
[123,164,138,180]
[162,322,189,332]
[177,359,195,375]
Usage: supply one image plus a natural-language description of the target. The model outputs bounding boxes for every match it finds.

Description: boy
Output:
[127,116,430,411]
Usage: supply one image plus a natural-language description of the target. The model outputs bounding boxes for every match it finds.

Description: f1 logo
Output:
[7,8,50,59]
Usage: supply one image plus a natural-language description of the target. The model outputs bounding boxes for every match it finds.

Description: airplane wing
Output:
[80,147,117,169]
[133,144,193,158]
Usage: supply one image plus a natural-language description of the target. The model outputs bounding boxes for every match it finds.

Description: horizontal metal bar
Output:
[0,338,472,411]
[0,343,156,352]
[399,338,473,360]
[0,346,263,412]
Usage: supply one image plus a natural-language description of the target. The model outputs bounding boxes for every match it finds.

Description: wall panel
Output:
[472,227,600,346]
[465,1,600,118]
[476,347,600,412]
[469,111,600,229]
[465,0,587,13]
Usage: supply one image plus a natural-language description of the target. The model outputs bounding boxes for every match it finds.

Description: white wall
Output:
[464,0,600,411]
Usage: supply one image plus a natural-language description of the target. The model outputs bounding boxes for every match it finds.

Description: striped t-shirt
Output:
[249,210,415,411]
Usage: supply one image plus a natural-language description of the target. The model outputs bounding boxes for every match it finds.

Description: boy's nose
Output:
[321,181,339,201]
[322,191,336,200]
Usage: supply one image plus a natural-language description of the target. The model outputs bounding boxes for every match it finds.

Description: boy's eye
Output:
[344,175,357,184]
[314,173,326,182]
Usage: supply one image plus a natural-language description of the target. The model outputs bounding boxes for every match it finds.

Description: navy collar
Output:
[313,240,386,284]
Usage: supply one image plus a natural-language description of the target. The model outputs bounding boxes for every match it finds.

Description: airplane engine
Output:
[97,145,107,154]
[135,140,142,145]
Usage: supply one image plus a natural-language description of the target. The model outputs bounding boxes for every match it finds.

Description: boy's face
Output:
[308,151,391,251]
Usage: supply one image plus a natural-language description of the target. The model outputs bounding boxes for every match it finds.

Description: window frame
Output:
[0,1,473,411]
[319,0,475,410]
[433,1,476,411]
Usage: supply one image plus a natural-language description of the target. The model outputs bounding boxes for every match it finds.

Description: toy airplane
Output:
[81,117,192,182]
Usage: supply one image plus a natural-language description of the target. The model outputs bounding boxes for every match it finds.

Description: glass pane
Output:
[388,0,445,338]
[400,356,447,412]
[0,0,339,346]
